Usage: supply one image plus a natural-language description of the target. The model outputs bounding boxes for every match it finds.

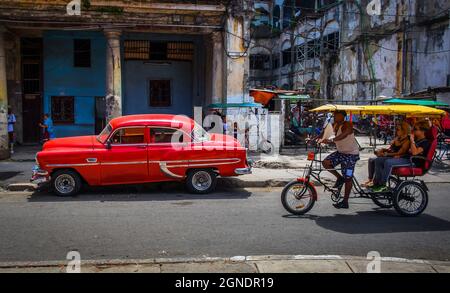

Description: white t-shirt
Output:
[8,114,16,133]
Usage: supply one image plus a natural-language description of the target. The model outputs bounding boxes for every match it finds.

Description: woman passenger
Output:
[371,120,431,192]
[362,121,411,188]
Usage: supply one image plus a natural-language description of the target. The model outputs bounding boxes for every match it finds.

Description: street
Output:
[1,183,450,263]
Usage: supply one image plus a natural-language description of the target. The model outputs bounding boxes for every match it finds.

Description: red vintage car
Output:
[31,114,252,196]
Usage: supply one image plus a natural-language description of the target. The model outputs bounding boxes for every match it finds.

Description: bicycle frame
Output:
[301,144,394,201]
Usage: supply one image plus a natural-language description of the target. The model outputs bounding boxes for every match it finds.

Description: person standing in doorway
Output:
[39,113,55,142]
[7,107,16,154]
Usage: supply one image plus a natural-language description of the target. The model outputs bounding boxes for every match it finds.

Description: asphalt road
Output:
[0,183,449,262]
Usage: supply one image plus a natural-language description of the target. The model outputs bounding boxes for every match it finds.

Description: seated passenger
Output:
[371,120,431,192]
[362,121,411,188]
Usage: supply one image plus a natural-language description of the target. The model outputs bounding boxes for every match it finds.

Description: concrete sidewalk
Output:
[0,255,449,273]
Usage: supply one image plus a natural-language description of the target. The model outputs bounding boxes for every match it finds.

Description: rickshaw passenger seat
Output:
[392,126,438,177]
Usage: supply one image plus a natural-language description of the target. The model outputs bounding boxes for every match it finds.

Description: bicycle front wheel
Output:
[281,180,316,215]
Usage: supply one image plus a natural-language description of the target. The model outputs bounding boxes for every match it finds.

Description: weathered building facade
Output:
[249,0,450,103]
[0,0,254,158]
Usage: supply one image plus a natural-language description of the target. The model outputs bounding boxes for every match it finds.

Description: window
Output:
[124,40,194,61]
[150,128,183,143]
[282,48,291,66]
[167,42,194,61]
[272,53,280,69]
[250,54,270,70]
[306,40,320,59]
[149,80,171,107]
[111,127,145,144]
[322,32,340,52]
[124,40,150,60]
[51,96,74,124]
[296,44,305,63]
[73,39,91,67]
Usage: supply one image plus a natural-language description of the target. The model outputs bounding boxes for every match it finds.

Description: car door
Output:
[147,127,191,181]
[100,126,149,185]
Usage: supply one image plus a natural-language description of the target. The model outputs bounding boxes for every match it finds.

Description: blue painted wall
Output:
[43,31,106,138]
[122,33,205,117]
[43,31,206,137]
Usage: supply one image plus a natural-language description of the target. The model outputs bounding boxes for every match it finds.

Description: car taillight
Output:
[307,151,315,161]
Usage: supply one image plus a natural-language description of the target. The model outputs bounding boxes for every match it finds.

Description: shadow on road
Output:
[283,210,450,234]
[27,182,252,203]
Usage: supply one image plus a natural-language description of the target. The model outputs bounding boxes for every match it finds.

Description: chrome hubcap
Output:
[55,174,75,194]
[192,171,212,191]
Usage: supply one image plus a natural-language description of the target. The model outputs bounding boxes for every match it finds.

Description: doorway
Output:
[21,38,43,143]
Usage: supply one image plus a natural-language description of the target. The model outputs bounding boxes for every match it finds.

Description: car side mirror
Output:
[106,139,112,150]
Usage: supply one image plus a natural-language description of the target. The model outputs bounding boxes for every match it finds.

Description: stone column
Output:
[211,32,224,104]
[104,29,122,122]
[0,26,9,159]
[223,0,253,105]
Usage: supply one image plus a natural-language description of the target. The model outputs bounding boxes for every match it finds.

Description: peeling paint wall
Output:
[251,0,450,104]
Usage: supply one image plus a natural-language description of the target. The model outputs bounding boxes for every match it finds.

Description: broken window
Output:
[250,54,271,70]
[272,53,280,69]
[322,32,340,53]
[282,2,293,29]
[253,2,271,27]
[282,48,292,66]
[149,80,171,107]
[296,44,306,63]
[73,39,91,67]
[51,96,74,124]
[273,5,281,30]
[306,39,320,59]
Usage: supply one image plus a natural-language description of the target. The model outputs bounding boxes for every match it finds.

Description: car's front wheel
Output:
[51,169,82,197]
[185,169,217,194]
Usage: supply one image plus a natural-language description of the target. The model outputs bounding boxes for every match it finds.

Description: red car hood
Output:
[42,135,95,150]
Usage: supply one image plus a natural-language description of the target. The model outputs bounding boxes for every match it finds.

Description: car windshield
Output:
[191,122,210,142]
[97,124,112,143]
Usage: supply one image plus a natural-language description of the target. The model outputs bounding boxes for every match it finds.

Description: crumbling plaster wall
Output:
[411,16,450,92]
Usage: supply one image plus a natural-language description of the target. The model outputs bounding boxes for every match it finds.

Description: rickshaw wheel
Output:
[281,180,316,215]
[370,176,398,208]
[393,181,428,217]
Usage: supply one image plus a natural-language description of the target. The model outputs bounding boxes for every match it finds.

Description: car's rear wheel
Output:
[51,169,82,197]
[185,169,217,194]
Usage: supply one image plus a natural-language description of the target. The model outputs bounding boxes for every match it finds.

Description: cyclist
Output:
[321,110,360,209]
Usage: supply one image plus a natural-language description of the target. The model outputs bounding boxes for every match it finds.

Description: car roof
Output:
[109,114,195,129]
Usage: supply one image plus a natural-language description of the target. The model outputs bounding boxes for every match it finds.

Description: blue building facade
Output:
[42,30,206,138]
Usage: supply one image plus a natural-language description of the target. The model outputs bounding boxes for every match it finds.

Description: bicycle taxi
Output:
[281,104,446,217]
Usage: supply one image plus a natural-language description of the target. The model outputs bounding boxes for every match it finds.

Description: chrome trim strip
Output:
[149,158,241,164]
[160,162,184,179]
[47,163,100,167]
[102,161,147,165]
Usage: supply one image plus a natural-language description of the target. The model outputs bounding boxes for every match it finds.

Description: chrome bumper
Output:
[235,167,252,175]
[31,165,50,185]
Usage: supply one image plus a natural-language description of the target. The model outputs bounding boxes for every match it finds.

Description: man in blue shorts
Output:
[321,111,360,209]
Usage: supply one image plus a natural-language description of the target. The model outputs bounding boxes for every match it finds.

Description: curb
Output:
[5,179,450,192]
[0,254,449,272]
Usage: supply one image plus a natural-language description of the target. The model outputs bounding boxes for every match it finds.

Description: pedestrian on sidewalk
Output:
[39,114,55,143]
[7,107,16,154]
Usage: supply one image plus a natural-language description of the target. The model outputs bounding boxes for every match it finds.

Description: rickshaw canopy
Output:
[310,104,446,118]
